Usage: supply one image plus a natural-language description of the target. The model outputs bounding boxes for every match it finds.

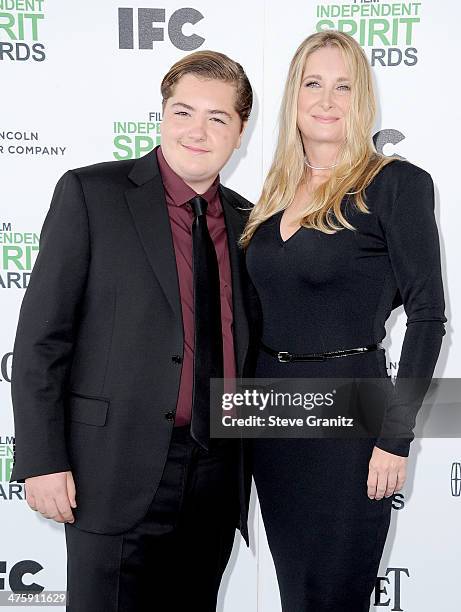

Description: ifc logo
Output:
[0,561,43,592]
[118,7,204,51]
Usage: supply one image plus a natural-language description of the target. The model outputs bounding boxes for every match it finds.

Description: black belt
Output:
[260,342,382,363]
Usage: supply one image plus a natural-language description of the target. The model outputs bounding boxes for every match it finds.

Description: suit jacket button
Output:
[172,355,182,364]
[164,411,176,421]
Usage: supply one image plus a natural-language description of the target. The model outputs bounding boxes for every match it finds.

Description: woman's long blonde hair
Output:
[240,30,396,248]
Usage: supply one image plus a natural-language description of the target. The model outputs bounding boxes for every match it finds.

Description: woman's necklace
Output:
[304,157,338,171]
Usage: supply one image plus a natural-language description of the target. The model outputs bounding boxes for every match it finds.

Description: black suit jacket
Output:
[10,147,260,541]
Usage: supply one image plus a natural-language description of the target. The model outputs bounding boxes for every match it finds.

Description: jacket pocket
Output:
[67,392,109,426]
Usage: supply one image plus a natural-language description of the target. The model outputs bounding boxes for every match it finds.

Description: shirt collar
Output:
[156,146,221,215]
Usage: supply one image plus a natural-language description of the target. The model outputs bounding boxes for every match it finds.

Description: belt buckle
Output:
[277,351,292,363]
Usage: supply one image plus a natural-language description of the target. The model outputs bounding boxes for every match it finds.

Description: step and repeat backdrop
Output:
[1,1,460,610]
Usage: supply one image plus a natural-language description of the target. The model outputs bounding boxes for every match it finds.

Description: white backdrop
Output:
[1,1,460,610]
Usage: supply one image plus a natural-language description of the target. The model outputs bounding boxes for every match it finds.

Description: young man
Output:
[10,51,259,611]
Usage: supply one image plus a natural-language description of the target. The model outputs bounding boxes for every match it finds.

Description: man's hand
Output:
[367,446,407,500]
[25,471,77,523]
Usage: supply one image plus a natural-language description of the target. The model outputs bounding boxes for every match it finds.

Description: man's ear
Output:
[235,120,248,149]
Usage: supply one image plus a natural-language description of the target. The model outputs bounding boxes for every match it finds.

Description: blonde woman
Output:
[242,31,446,611]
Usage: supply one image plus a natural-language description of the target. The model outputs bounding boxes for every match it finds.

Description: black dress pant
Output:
[65,426,240,612]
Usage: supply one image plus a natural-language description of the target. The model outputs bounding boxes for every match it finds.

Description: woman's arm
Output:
[375,166,447,457]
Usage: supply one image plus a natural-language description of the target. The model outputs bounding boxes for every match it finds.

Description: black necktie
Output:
[189,195,223,450]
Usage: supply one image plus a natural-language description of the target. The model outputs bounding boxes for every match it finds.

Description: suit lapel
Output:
[220,187,250,377]
[124,150,251,375]
[125,149,182,323]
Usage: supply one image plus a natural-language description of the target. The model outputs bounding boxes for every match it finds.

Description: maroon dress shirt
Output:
[156,146,236,426]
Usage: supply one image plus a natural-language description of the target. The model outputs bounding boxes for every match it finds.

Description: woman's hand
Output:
[367,446,407,500]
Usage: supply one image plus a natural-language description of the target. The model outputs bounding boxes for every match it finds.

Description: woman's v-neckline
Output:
[278,210,303,245]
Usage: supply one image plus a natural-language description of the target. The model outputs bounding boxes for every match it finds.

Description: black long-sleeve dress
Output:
[245,160,446,611]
